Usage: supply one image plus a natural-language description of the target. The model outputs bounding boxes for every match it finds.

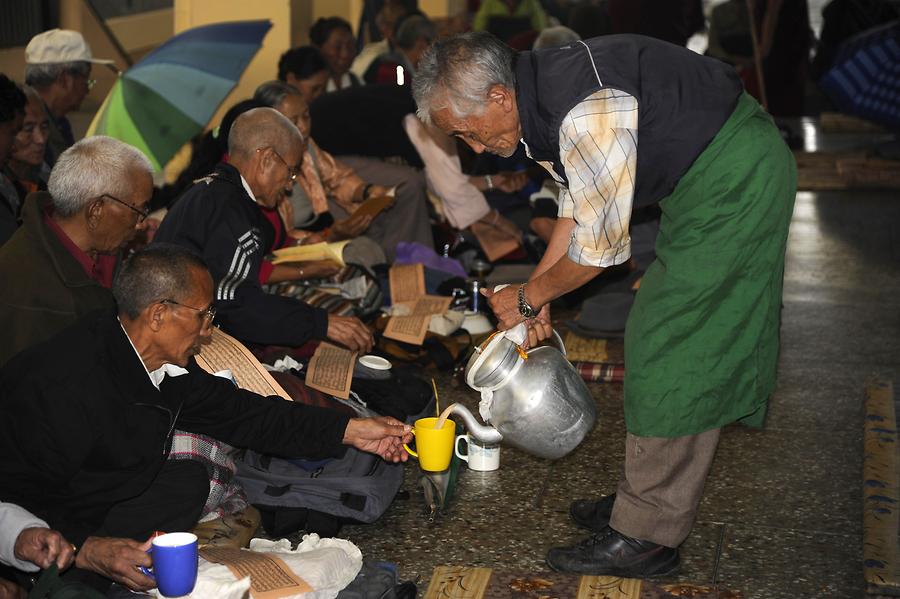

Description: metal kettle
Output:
[451,326,597,459]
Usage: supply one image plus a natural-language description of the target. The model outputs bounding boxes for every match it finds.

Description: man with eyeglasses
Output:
[24,29,112,167]
[0,136,151,365]
[0,244,412,593]
[155,107,375,354]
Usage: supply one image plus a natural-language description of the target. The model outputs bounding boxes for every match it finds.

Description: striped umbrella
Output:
[87,20,272,170]
[819,20,900,130]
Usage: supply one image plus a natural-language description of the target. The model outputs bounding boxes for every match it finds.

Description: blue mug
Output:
[143,532,199,597]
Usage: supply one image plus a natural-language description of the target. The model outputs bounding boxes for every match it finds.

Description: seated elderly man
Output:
[24,29,112,166]
[0,136,290,550]
[0,135,150,365]
[154,107,374,352]
[0,244,411,593]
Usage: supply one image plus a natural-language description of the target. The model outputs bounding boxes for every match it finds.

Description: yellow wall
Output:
[0,0,463,140]
[174,0,302,134]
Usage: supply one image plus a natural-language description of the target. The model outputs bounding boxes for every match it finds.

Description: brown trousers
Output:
[609,428,721,547]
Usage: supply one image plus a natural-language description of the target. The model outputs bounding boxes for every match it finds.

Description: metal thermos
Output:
[454,329,597,459]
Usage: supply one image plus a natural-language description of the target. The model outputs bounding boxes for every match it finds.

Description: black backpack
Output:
[235,447,404,537]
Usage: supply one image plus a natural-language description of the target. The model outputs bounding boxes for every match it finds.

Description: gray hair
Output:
[253,80,300,110]
[533,26,581,50]
[113,244,208,319]
[24,61,90,88]
[412,32,515,124]
[228,107,302,160]
[395,15,436,50]
[47,136,153,218]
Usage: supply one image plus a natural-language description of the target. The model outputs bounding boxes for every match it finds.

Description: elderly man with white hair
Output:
[412,32,795,578]
[0,244,411,593]
[24,29,114,166]
[0,135,151,365]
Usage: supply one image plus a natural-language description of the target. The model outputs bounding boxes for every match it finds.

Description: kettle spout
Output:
[451,404,503,444]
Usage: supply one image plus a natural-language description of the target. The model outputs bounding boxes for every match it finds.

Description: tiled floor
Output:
[325,123,900,598]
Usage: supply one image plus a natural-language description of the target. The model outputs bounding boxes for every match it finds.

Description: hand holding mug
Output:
[139,532,199,597]
[403,417,456,471]
[76,536,154,592]
[343,416,412,462]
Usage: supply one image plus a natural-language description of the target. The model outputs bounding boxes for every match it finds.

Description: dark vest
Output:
[515,35,742,208]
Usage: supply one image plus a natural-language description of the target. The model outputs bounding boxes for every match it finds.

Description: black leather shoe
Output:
[569,493,616,532]
[546,527,680,577]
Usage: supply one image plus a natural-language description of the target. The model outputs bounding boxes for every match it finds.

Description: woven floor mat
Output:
[423,565,742,598]
[863,379,900,596]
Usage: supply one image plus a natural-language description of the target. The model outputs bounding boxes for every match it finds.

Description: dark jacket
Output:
[0,309,350,545]
[153,163,329,347]
[515,34,742,208]
[0,192,115,366]
[0,174,19,247]
[310,84,424,168]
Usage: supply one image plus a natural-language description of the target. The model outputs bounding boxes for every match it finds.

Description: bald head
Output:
[227,107,303,161]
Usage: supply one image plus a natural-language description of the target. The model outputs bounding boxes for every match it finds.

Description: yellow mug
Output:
[403,417,456,471]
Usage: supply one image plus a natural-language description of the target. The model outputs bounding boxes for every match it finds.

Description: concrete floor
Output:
[327,123,900,598]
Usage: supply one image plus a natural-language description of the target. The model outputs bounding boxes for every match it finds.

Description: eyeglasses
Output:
[100,194,150,223]
[161,299,216,326]
[258,147,299,182]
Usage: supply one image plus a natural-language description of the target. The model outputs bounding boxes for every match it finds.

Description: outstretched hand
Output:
[343,417,413,462]
[326,315,374,353]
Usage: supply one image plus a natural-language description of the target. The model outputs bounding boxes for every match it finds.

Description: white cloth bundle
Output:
[163,535,362,599]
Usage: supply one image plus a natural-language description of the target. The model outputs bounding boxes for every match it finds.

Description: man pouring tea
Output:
[412,32,795,577]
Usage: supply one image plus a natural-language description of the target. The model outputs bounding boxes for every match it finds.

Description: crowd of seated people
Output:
[0,4,686,593]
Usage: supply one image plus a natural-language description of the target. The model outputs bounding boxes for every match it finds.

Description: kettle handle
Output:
[546,329,567,358]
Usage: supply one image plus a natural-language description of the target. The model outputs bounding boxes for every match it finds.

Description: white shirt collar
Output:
[239,174,257,204]
[326,72,354,93]
[118,318,189,390]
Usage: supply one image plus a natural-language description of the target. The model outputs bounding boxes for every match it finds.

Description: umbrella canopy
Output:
[819,20,900,130]
[87,20,272,170]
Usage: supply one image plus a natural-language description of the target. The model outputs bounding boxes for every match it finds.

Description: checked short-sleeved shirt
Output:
[524,88,638,268]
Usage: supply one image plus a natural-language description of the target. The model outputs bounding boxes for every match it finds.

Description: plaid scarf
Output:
[168,430,249,521]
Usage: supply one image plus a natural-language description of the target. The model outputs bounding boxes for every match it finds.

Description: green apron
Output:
[624,93,796,437]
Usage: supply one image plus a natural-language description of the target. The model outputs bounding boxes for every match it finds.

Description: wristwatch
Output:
[517,284,537,319]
